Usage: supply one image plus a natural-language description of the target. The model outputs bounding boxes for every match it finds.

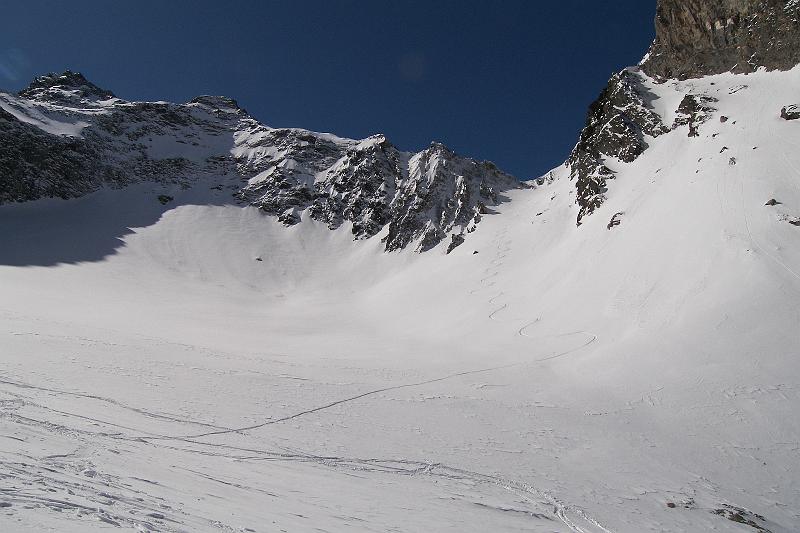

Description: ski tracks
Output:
[166,362,524,440]
[471,226,600,358]
[737,85,800,285]
[0,225,611,532]
[0,372,612,532]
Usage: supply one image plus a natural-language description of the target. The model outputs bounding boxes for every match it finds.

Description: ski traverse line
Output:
[145,329,599,441]
[518,326,599,362]
[155,363,523,440]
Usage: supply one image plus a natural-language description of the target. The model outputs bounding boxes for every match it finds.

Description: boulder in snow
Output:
[781,105,800,120]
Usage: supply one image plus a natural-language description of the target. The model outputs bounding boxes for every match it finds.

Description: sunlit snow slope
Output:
[1,67,799,532]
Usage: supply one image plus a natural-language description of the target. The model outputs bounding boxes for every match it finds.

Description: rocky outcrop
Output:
[382,143,516,252]
[566,69,668,225]
[566,1,800,227]
[642,0,800,80]
[781,105,800,119]
[306,135,401,238]
[673,94,719,135]
[0,71,520,253]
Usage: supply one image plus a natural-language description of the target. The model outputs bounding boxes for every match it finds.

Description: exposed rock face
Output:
[0,72,520,253]
[566,69,668,225]
[382,143,513,252]
[673,94,719,135]
[566,1,800,227]
[0,107,109,202]
[642,0,800,80]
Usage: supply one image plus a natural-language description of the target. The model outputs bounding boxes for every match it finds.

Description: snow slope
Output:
[1,67,799,532]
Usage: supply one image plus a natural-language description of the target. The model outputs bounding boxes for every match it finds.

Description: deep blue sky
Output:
[0,1,656,179]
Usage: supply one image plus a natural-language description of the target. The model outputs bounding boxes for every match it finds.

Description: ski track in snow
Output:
[733,89,800,285]
[0,377,233,432]
[738,177,800,284]
[747,87,800,285]
[162,363,524,440]
[0,218,611,532]
[0,372,610,533]
[475,226,599,358]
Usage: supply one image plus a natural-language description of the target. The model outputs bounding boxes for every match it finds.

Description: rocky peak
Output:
[19,70,116,102]
[641,0,800,80]
[426,141,455,156]
[189,95,246,115]
[567,69,668,225]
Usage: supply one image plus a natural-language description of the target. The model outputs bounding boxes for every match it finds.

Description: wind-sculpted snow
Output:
[0,72,520,253]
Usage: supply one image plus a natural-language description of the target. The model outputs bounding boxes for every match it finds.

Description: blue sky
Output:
[0,1,655,179]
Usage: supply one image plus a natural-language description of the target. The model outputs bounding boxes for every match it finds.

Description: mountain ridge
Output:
[0,75,521,253]
[4,1,800,246]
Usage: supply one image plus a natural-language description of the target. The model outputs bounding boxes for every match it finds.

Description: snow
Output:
[0,93,91,137]
[2,66,800,532]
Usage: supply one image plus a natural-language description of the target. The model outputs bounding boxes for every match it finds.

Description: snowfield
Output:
[1,66,800,532]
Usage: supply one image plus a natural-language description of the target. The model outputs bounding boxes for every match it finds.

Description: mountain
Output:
[1,1,800,532]
[0,71,520,253]
[568,0,800,226]
[641,0,800,79]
